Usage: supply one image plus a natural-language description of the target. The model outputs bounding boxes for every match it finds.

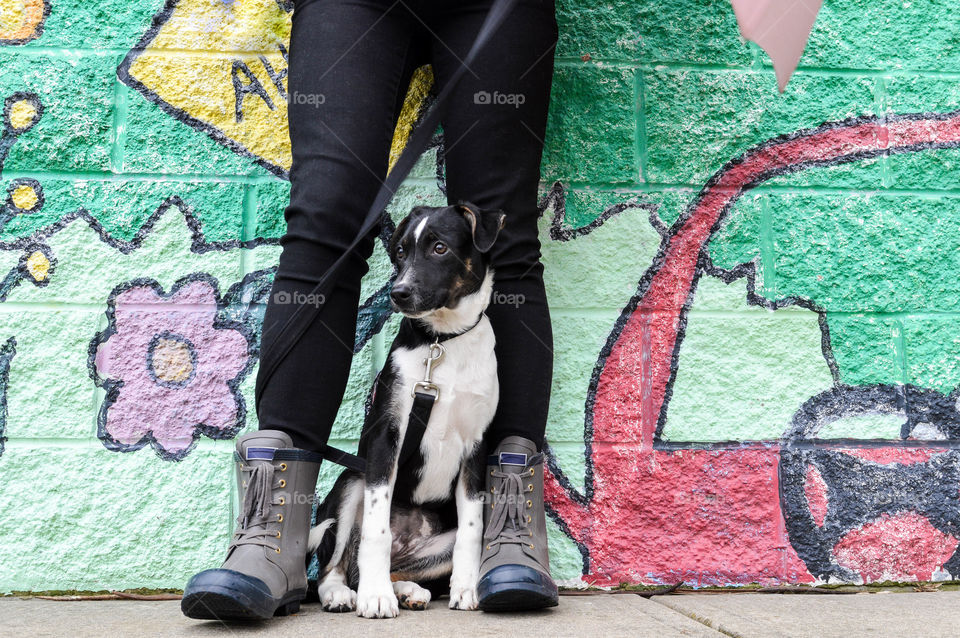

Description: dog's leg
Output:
[317,566,357,612]
[449,443,485,610]
[325,474,364,571]
[355,426,401,619]
[392,581,431,611]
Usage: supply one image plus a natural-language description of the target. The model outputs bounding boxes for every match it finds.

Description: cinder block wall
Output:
[2,0,960,591]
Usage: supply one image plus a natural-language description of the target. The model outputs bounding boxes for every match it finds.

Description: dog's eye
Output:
[395,246,405,259]
[433,242,447,255]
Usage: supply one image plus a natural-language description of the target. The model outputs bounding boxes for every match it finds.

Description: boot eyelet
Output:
[278,497,286,505]
[529,469,535,476]
[526,500,532,508]
[242,481,247,488]
[528,544,535,549]
[526,515,532,523]
[486,545,491,551]
[491,488,496,494]
[276,531,282,538]
[278,479,286,488]
[277,514,283,522]
[527,485,533,492]
[275,548,282,554]
[280,463,287,471]
[490,470,494,476]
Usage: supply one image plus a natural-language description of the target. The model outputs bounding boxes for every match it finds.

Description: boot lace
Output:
[229,462,285,553]
[483,468,535,551]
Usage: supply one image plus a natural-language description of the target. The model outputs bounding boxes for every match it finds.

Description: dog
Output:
[306,203,506,618]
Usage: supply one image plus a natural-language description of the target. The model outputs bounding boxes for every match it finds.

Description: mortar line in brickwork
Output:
[3,437,102,448]
[240,183,258,276]
[875,76,893,189]
[8,46,297,58]
[109,68,128,174]
[892,320,909,385]
[759,196,776,299]
[635,71,648,184]
[0,169,282,184]
[554,57,960,81]
[557,181,960,199]
[550,307,819,319]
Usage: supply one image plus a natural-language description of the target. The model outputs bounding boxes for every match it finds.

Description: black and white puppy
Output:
[307,203,505,618]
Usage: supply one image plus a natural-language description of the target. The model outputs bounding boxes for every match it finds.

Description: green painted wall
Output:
[2,0,960,592]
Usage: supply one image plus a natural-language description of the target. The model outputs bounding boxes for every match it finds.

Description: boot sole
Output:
[181,569,305,621]
[477,565,559,612]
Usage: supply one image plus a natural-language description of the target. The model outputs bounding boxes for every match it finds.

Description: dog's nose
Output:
[391,284,412,304]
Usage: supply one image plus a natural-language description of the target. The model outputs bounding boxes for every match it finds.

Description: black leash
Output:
[333,313,487,474]
[255,0,517,471]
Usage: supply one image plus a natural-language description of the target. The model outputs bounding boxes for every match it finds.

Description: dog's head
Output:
[388,203,505,323]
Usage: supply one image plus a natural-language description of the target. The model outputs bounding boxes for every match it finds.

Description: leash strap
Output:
[321,390,435,476]
[254,0,519,474]
[255,0,517,412]
[397,391,437,470]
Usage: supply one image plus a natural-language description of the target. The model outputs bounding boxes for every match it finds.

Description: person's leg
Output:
[427,0,556,449]
[256,0,426,452]
[183,0,425,620]
[424,0,559,611]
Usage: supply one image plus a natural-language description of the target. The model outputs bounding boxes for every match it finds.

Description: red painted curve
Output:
[546,112,960,582]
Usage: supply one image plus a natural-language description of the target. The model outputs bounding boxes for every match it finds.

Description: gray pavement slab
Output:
[0,594,722,638]
[652,590,960,638]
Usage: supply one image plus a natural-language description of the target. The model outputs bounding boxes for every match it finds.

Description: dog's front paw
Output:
[317,582,357,613]
[393,581,431,611]
[448,584,479,611]
[356,582,399,618]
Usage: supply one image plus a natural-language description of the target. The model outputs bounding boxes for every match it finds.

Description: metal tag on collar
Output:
[412,339,444,402]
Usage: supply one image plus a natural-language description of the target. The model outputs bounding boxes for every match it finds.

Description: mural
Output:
[544,112,960,585]
[2,0,960,592]
[0,0,49,45]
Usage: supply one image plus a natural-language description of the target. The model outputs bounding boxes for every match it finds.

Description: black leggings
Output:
[255,0,557,453]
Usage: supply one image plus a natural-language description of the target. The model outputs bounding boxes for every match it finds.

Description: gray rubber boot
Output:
[477,436,559,611]
[182,430,321,620]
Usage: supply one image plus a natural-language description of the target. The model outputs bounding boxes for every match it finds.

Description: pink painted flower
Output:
[92,275,252,459]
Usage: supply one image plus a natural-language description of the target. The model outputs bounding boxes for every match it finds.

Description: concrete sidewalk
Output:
[3,591,958,638]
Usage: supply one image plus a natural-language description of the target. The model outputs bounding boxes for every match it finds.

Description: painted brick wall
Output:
[2,0,960,592]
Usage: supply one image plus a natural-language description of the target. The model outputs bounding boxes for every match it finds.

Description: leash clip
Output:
[412,340,445,401]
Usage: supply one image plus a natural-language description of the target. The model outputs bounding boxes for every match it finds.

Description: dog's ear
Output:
[457,202,506,253]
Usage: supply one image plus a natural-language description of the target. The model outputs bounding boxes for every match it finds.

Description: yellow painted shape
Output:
[0,0,45,42]
[126,0,434,175]
[24,250,49,281]
[11,183,38,210]
[8,99,37,131]
[151,338,195,383]
[388,65,435,173]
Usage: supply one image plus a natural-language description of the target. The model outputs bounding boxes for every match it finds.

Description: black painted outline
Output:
[0,1,50,46]
[88,272,261,462]
[116,0,292,179]
[145,330,199,389]
[779,383,960,580]
[0,336,15,458]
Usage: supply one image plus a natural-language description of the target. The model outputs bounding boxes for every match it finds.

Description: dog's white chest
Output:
[390,320,498,503]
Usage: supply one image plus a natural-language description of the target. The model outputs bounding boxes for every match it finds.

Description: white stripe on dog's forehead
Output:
[413,216,429,241]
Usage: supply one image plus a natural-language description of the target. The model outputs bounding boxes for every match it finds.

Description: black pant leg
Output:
[425,0,558,449]
[255,0,423,451]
